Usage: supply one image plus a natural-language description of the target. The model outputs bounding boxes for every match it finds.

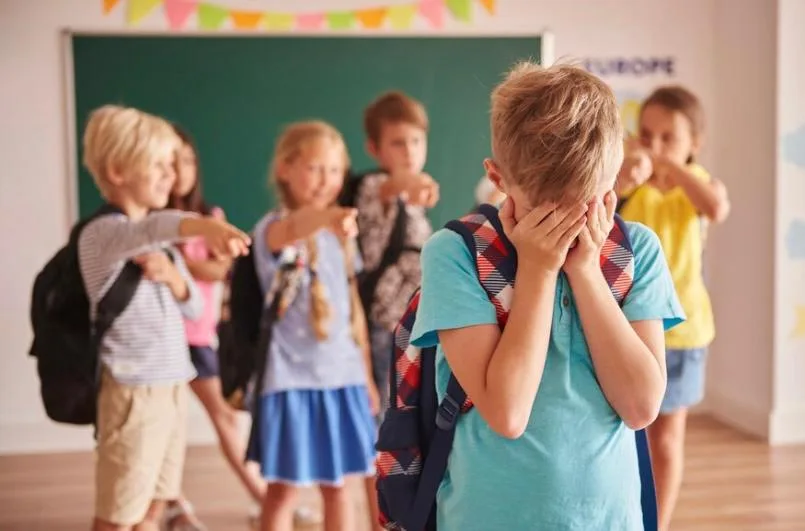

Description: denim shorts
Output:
[189,345,219,380]
[660,347,708,414]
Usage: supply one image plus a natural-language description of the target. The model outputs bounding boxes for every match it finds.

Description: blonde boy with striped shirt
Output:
[79,105,250,531]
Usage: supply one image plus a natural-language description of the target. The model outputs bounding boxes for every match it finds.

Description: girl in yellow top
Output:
[616,86,731,531]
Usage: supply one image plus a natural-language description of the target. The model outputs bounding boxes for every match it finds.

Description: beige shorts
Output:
[95,371,189,525]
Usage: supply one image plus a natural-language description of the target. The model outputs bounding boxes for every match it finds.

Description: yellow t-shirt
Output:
[619,164,715,349]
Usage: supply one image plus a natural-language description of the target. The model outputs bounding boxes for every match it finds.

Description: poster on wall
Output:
[581,56,675,136]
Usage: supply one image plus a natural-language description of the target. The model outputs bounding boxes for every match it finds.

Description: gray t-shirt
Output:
[253,213,367,394]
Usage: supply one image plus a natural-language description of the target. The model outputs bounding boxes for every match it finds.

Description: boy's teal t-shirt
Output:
[410,221,685,531]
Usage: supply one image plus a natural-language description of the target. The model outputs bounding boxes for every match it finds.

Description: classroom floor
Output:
[1,414,804,530]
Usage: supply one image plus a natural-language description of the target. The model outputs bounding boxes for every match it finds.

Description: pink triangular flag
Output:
[297,13,325,30]
[419,0,444,29]
[164,0,197,30]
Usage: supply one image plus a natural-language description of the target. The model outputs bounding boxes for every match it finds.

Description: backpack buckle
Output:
[436,394,460,430]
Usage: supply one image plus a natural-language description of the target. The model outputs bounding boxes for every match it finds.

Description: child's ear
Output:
[105,163,126,187]
[483,158,506,193]
[365,139,379,160]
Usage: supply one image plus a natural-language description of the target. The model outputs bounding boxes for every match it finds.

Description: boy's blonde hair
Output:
[363,91,429,144]
[268,120,362,346]
[83,104,179,195]
[490,62,623,205]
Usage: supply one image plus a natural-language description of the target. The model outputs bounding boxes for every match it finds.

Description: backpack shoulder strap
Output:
[94,262,142,342]
[406,374,465,531]
[445,203,516,327]
[602,214,635,305]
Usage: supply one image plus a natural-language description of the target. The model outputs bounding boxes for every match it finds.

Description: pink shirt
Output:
[181,207,224,346]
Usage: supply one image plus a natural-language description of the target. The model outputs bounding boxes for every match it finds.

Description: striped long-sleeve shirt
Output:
[78,210,202,385]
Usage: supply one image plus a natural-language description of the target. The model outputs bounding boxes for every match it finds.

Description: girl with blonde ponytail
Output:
[245,121,380,531]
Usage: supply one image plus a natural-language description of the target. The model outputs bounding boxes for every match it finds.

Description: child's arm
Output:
[266,206,358,252]
[565,192,684,429]
[379,173,440,207]
[183,209,234,282]
[660,158,731,222]
[184,257,232,282]
[133,250,203,320]
[85,211,249,269]
[438,200,588,439]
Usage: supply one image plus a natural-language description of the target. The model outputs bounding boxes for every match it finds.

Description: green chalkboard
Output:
[72,35,540,229]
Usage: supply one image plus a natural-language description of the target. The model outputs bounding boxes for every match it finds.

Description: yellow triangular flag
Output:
[103,0,121,15]
[265,12,294,30]
[388,4,416,30]
[127,0,162,25]
[479,0,496,15]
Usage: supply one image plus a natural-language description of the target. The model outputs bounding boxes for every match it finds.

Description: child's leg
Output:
[320,484,353,531]
[153,383,194,528]
[95,373,171,531]
[261,483,299,531]
[647,409,688,531]
[134,501,167,531]
[363,475,382,530]
[647,347,706,531]
[190,376,266,501]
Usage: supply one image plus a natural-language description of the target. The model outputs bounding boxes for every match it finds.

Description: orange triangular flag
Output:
[231,10,263,29]
[103,0,121,14]
[479,0,495,15]
[356,8,387,29]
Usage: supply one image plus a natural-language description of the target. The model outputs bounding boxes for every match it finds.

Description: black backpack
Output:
[218,242,294,409]
[29,205,142,425]
[339,169,414,317]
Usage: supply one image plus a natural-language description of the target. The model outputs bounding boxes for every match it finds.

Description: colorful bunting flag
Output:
[265,12,294,31]
[164,0,196,29]
[446,0,472,22]
[127,0,161,24]
[388,4,417,30]
[327,11,355,30]
[355,8,387,29]
[103,0,122,15]
[197,2,228,29]
[231,10,263,29]
[297,13,325,30]
[479,0,495,15]
[120,0,495,30]
[419,0,444,29]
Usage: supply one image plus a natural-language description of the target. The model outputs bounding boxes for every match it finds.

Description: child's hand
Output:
[499,196,588,275]
[367,381,381,416]
[134,252,188,300]
[181,218,251,259]
[400,173,440,208]
[323,207,359,240]
[563,191,618,278]
[619,149,653,191]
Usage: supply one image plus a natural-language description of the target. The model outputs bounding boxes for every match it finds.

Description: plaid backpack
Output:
[375,203,657,531]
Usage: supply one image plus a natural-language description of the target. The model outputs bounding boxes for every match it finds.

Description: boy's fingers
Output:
[521,202,558,229]
[498,197,516,236]
[546,204,588,237]
[558,216,588,250]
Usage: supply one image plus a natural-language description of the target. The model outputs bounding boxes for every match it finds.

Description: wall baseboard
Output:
[704,387,771,441]
[0,401,234,455]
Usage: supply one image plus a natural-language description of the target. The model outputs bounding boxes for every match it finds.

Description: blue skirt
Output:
[246,386,377,486]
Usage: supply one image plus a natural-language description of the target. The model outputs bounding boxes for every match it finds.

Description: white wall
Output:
[703,0,805,445]
[0,0,723,454]
[771,0,805,443]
